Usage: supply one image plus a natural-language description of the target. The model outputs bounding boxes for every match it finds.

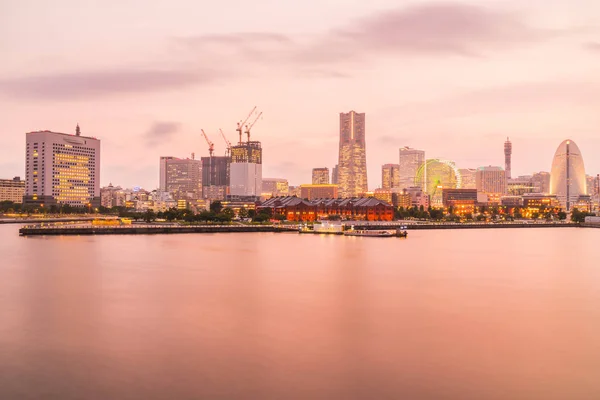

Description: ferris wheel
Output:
[415,159,462,199]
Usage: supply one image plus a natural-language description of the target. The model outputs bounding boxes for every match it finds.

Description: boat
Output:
[344,229,394,237]
[343,227,408,238]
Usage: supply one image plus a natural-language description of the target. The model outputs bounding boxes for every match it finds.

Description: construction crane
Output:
[236,106,257,144]
[219,128,232,157]
[245,111,262,142]
[201,129,215,157]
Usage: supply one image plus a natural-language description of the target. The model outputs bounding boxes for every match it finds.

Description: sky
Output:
[1,0,600,189]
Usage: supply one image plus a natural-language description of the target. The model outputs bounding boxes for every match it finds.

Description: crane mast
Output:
[236,106,257,144]
[201,129,215,157]
[219,129,232,157]
[245,111,262,142]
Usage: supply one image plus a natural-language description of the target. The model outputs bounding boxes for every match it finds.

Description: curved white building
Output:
[550,139,586,210]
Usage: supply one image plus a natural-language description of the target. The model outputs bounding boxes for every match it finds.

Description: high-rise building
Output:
[550,139,586,210]
[381,164,400,190]
[230,141,262,197]
[337,111,367,197]
[312,168,330,185]
[159,156,202,200]
[0,177,25,203]
[586,175,597,198]
[399,147,425,190]
[331,165,339,185]
[504,137,512,180]
[476,166,507,204]
[24,128,101,207]
[201,155,230,200]
[531,171,551,194]
[201,156,230,187]
[262,178,289,197]
[458,168,477,189]
[300,184,338,200]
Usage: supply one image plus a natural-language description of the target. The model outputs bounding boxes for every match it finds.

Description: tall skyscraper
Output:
[312,168,330,185]
[381,164,400,190]
[159,156,202,200]
[504,137,512,179]
[337,111,367,197]
[230,141,262,197]
[550,139,586,210]
[399,147,425,190]
[24,128,101,207]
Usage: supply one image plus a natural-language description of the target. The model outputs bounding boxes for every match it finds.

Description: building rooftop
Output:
[27,130,99,141]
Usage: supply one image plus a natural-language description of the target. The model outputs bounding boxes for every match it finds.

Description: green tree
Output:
[143,210,156,223]
[570,208,593,223]
[210,201,223,214]
[237,207,249,219]
[216,208,235,223]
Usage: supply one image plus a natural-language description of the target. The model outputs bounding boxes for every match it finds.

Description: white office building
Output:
[24,127,101,207]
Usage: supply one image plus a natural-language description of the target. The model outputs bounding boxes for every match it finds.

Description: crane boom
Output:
[245,111,263,142]
[201,129,215,157]
[219,128,232,156]
[236,106,257,144]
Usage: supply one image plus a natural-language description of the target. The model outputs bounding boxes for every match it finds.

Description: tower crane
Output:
[236,106,257,144]
[201,129,215,157]
[219,128,232,157]
[245,111,262,142]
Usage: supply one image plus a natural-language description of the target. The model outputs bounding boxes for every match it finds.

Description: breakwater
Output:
[19,224,298,236]
[18,221,582,236]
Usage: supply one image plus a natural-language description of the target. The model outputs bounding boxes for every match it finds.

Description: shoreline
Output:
[16,222,584,236]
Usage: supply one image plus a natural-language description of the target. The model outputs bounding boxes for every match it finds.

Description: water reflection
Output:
[1,226,599,399]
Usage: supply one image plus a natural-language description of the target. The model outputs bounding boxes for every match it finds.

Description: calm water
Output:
[1,225,600,399]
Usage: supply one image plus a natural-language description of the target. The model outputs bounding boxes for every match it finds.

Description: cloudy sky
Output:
[1,0,600,189]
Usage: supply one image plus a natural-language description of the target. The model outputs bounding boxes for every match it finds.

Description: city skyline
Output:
[2,1,600,189]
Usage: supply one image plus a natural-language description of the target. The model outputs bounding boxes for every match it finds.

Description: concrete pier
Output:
[19,224,298,236]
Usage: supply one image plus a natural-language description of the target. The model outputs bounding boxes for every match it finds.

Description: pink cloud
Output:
[0,68,224,100]
[585,42,600,51]
[144,122,182,147]
[298,3,552,62]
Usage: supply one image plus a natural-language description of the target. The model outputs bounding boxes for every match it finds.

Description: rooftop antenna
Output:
[76,124,81,136]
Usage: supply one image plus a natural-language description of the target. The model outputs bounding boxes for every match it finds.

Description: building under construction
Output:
[230,141,262,197]
[199,107,263,199]
[201,156,230,200]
